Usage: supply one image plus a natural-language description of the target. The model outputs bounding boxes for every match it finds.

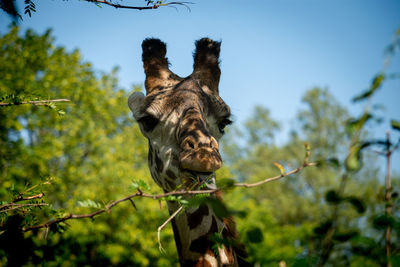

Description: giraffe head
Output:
[128,38,232,192]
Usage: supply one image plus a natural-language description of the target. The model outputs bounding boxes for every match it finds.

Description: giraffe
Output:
[128,38,249,267]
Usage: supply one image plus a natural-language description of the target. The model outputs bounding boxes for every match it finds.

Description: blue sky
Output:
[1,0,399,169]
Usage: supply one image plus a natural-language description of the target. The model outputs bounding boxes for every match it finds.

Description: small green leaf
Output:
[77,199,102,209]
[130,179,151,191]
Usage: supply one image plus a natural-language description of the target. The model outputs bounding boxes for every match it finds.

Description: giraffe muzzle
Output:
[179,147,222,173]
[179,134,222,173]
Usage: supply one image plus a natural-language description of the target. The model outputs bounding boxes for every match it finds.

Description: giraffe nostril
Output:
[187,140,195,149]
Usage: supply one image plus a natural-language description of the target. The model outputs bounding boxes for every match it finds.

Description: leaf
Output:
[345,141,377,172]
[129,179,151,191]
[246,227,263,243]
[345,196,366,213]
[346,113,373,134]
[322,157,340,168]
[372,214,396,230]
[345,144,362,172]
[273,162,285,175]
[186,194,209,208]
[333,230,358,242]
[352,74,385,102]
[77,199,102,209]
[391,120,400,131]
[325,190,342,204]
[208,198,229,219]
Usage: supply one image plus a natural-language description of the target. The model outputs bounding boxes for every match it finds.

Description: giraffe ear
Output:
[192,38,221,95]
[128,91,145,119]
[142,38,181,95]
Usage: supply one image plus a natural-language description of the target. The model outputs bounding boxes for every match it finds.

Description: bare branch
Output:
[0,99,70,106]
[85,0,193,11]
[21,161,316,232]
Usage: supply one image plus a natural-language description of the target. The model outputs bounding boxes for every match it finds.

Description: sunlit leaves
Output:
[77,199,102,209]
[0,27,179,266]
[129,179,151,191]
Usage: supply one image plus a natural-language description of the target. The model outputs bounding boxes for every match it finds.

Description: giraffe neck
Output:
[167,197,237,267]
[148,144,240,266]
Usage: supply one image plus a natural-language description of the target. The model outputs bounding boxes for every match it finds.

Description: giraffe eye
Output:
[218,118,232,134]
[138,115,159,132]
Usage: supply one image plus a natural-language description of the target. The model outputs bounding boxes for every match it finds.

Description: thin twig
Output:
[0,203,49,213]
[235,162,317,188]
[85,0,192,10]
[157,205,183,252]
[0,193,45,210]
[0,99,70,106]
[13,193,44,203]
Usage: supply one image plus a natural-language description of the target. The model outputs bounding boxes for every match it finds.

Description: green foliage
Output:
[0,26,177,266]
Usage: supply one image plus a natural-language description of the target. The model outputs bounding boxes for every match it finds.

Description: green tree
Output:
[0,26,178,266]
[221,87,385,266]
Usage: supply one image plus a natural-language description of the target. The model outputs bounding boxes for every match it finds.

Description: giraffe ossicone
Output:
[128,38,249,267]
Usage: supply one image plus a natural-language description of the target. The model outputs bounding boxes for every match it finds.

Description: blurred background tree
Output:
[0,26,399,266]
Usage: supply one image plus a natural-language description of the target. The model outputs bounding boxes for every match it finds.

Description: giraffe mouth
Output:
[188,170,213,178]
[183,170,217,189]
[183,170,215,182]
